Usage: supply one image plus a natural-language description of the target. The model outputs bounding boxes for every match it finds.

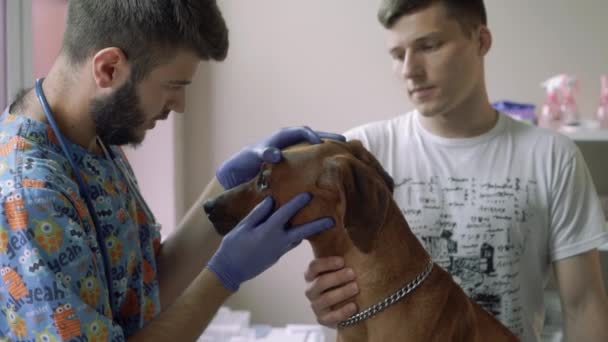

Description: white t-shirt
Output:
[345,111,608,341]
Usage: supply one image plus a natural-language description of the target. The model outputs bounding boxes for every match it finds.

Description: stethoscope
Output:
[35,78,159,315]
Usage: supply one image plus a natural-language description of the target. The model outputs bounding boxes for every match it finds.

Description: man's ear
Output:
[477,26,492,56]
[317,154,391,253]
[91,47,131,89]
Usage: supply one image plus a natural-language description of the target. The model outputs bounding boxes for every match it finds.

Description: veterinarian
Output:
[304,0,608,341]
[0,1,343,340]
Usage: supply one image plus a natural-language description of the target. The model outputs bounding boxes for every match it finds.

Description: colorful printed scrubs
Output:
[0,109,162,341]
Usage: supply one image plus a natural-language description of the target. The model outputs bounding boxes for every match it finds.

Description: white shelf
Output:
[560,129,608,142]
[556,120,608,142]
[600,221,608,252]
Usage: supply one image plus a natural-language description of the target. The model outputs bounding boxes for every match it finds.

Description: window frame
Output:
[5,0,32,106]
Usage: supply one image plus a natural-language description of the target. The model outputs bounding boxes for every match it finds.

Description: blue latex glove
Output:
[207,193,334,292]
[216,126,346,189]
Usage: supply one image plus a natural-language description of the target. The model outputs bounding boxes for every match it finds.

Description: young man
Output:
[0,1,343,340]
[304,0,608,341]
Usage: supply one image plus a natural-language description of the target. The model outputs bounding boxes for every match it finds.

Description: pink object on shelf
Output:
[598,75,608,129]
[538,76,564,130]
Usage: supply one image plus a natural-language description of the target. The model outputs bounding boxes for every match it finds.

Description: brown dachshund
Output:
[204,139,518,342]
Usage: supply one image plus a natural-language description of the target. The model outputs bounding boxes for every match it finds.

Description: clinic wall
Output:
[31,0,66,79]
[182,0,608,326]
[0,0,6,109]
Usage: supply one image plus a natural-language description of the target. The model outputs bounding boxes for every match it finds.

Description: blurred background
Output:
[2,1,607,340]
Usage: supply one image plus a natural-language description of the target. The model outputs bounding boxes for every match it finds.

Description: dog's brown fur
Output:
[205,140,518,341]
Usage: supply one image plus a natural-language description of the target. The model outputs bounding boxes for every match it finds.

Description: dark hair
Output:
[378,0,487,35]
[62,0,229,81]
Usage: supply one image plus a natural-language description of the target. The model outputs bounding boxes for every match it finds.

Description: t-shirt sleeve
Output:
[549,148,608,261]
[344,126,371,147]
[0,186,125,341]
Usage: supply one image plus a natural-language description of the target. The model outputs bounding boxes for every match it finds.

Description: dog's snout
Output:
[203,198,216,215]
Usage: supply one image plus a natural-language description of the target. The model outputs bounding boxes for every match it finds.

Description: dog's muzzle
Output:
[203,197,238,235]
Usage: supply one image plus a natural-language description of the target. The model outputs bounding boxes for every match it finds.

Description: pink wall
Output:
[31,0,67,78]
[30,0,179,234]
[0,0,6,109]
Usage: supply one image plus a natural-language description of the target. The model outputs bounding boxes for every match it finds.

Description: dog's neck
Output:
[310,201,432,340]
[348,201,430,302]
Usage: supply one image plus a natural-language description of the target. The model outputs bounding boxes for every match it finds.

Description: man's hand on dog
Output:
[207,194,335,292]
[216,126,346,189]
[305,257,360,327]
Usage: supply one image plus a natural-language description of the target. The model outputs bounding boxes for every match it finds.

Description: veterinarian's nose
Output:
[203,198,216,215]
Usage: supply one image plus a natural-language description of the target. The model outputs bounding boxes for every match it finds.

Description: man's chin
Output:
[416,104,440,117]
[414,99,452,118]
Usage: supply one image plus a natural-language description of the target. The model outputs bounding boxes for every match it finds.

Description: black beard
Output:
[90,81,147,146]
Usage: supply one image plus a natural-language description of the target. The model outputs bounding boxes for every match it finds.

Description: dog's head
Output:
[204,139,394,254]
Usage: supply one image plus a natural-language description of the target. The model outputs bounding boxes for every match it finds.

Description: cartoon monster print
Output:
[142,258,155,284]
[135,208,147,225]
[65,187,89,219]
[142,296,156,322]
[83,155,102,177]
[0,137,29,157]
[52,303,81,340]
[4,304,27,338]
[0,161,8,176]
[102,178,118,197]
[0,225,8,254]
[2,113,17,124]
[65,219,85,243]
[0,179,15,196]
[19,248,46,276]
[153,236,161,257]
[46,126,60,146]
[1,266,28,300]
[3,193,28,231]
[117,207,128,224]
[33,218,64,254]
[86,318,109,342]
[55,272,72,288]
[35,326,61,342]
[22,178,47,189]
[126,251,137,276]
[106,235,123,265]
[111,277,128,304]
[95,195,114,221]
[79,274,101,307]
[117,180,128,195]
[120,288,139,318]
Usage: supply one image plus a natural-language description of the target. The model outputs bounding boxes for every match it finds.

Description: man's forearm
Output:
[128,268,232,341]
[157,178,224,308]
[564,297,608,341]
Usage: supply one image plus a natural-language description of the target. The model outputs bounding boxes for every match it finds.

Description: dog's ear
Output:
[317,154,392,253]
[346,140,394,194]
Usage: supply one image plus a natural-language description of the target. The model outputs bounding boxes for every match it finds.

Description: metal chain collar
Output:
[338,260,434,328]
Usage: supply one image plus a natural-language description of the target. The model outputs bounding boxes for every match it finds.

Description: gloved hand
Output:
[216,126,346,189]
[207,193,334,292]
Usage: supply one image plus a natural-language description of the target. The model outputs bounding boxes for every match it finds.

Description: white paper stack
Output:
[198,307,254,342]
[198,307,327,342]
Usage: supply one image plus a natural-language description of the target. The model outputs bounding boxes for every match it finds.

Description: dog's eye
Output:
[257,169,271,190]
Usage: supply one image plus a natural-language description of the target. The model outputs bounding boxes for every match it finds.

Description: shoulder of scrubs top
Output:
[0,127,124,340]
[0,184,126,341]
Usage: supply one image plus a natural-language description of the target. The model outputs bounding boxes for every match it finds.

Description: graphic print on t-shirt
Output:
[395,175,538,336]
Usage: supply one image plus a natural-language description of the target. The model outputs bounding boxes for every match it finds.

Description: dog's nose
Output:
[203,198,216,215]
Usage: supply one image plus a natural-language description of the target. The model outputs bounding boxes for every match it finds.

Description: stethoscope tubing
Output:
[35,78,117,314]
